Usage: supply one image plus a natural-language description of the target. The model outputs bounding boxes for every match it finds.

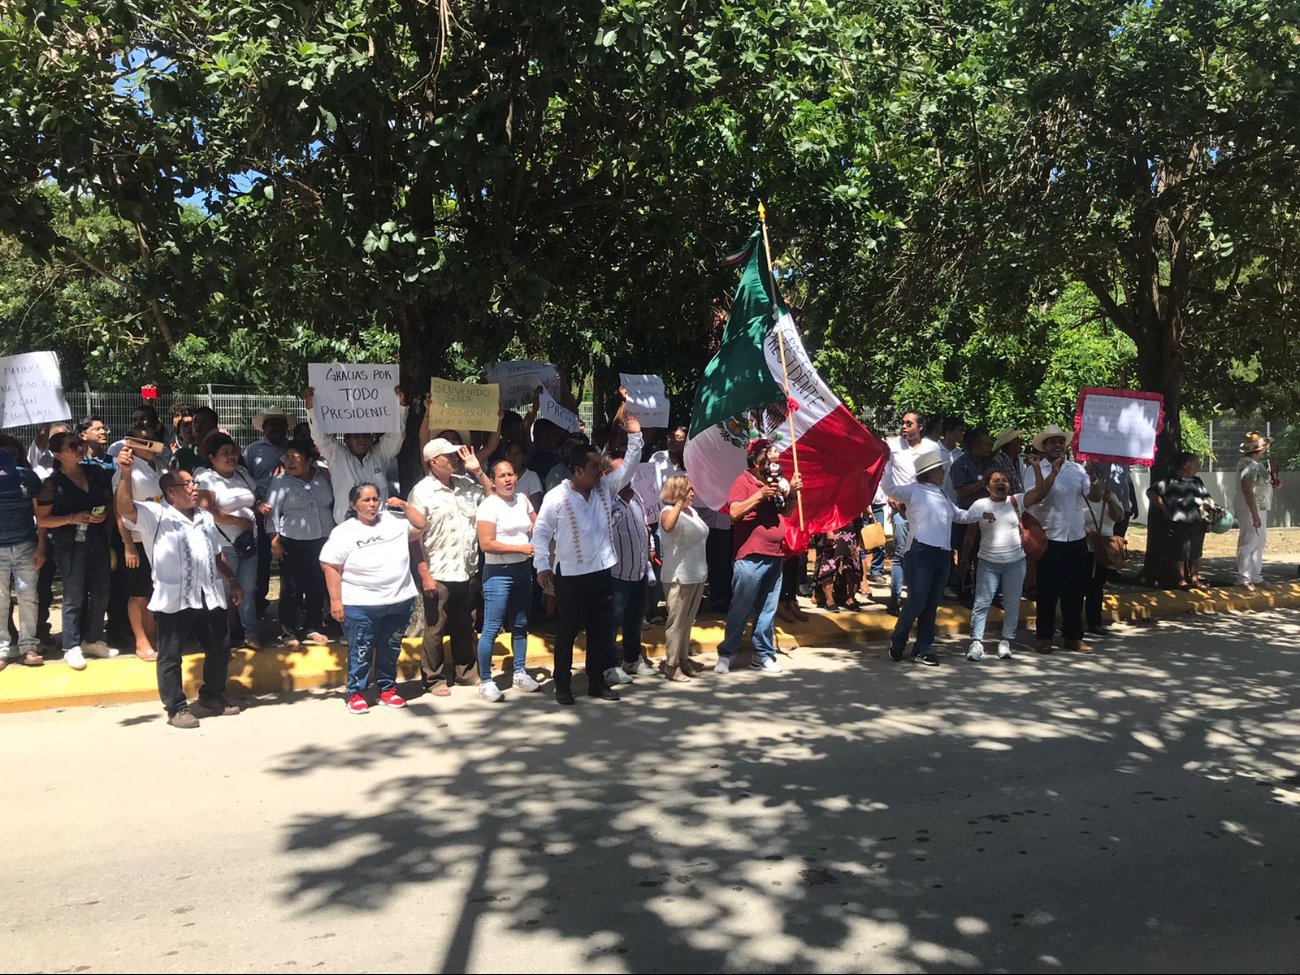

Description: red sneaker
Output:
[378,689,407,709]
[346,693,370,714]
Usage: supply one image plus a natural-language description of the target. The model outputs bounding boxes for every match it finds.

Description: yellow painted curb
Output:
[3,581,1298,714]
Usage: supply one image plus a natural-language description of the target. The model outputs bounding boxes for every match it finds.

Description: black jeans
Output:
[155,603,231,715]
[1036,538,1090,641]
[705,527,733,611]
[553,568,616,688]
[278,536,327,641]
[50,533,110,650]
[256,522,274,616]
[1085,556,1107,629]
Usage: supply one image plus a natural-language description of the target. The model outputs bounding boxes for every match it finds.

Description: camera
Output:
[765,462,789,513]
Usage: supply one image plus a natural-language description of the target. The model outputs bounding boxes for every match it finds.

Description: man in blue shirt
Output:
[0,435,47,668]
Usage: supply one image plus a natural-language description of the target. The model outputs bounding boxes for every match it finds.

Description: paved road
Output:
[4,611,1300,974]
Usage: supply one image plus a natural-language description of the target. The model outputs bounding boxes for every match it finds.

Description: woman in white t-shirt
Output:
[195,435,261,649]
[658,473,709,682]
[503,439,544,511]
[319,482,426,715]
[962,468,1050,660]
[474,459,539,702]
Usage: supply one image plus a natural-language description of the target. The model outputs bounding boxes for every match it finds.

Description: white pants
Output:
[1236,510,1268,585]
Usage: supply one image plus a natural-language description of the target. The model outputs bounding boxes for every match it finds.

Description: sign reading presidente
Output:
[485,361,560,409]
[619,373,671,428]
[427,378,500,433]
[0,351,72,428]
[307,363,402,435]
[1073,387,1164,466]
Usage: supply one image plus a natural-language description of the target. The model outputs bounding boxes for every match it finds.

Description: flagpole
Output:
[758,201,805,531]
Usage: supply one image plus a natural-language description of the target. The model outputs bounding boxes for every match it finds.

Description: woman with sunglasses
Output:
[35,431,117,669]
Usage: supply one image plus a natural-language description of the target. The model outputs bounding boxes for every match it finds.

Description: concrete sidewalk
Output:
[3,581,1299,714]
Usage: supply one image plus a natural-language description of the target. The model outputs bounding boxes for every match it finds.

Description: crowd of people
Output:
[0,391,1287,729]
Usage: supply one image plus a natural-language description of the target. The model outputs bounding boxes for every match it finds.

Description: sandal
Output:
[283,639,302,651]
[135,648,159,662]
[304,632,331,645]
[21,650,44,667]
[430,685,451,697]
[667,671,690,682]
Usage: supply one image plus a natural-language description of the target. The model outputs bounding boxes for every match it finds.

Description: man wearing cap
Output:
[114,446,244,729]
[1235,431,1281,591]
[1028,424,1104,654]
[713,438,803,676]
[991,428,1027,494]
[884,411,941,614]
[246,408,292,617]
[408,438,492,695]
[303,385,409,525]
[111,427,166,661]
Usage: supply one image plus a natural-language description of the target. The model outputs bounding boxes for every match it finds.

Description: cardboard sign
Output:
[485,360,560,409]
[1073,387,1164,467]
[307,363,402,435]
[0,351,72,428]
[538,389,581,433]
[427,378,500,433]
[619,372,671,428]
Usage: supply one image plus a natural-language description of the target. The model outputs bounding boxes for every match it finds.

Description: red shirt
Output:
[728,470,787,559]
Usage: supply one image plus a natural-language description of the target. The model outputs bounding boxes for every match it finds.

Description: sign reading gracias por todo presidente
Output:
[307,363,402,435]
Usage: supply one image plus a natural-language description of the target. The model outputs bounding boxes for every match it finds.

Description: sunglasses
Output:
[64,442,87,452]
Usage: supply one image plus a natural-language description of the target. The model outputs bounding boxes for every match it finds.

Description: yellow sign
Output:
[427,378,500,432]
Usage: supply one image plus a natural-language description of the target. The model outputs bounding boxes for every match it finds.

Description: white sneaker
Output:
[512,671,540,692]
[0,645,18,662]
[714,655,732,674]
[478,681,503,703]
[82,641,120,659]
[604,666,633,686]
[997,640,1014,659]
[966,640,985,661]
[64,646,87,670]
[750,657,783,674]
[633,659,657,677]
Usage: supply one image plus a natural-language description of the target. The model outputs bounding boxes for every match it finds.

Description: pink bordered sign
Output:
[1072,387,1165,467]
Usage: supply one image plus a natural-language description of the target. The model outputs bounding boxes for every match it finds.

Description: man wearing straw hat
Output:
[1234,431,1282,591]
[1028,424,1104,654]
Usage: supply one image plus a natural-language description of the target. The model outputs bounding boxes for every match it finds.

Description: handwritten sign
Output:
[0,351,71,428]
[485,360,560,409]
[619,373,671,428]
[307,363,401,435]
[538,389,581,433]
[427,378,500,433]
[1073,388,1164,466]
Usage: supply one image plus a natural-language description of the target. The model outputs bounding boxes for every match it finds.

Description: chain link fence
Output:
[1205,416,1289,472]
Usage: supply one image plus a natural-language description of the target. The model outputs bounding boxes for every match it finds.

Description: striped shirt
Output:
[268,471,336,541]
[610,493,649,582]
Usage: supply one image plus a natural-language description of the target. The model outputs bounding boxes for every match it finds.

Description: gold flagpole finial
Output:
[758,201,766,222]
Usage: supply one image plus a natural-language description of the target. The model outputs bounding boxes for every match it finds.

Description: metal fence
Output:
[1205,416,1288,472]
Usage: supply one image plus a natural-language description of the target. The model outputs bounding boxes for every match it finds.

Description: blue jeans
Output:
[718,555,783,662]
[0,541,39,655]
[343,598,414,695]
[868,504,886,576]
[610,576,647,666]
[890,510,910,599]
[970,558,1027,641]
[51,533,109,650]
[477,561,532,680]
[890,542,950,656]
[221,544,259,638]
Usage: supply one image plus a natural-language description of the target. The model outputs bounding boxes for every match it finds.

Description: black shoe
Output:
[888,645,904,662]
[587,682,620,701]
[912,652,940,666]
[885,597,901,616]
[555,685,576,706]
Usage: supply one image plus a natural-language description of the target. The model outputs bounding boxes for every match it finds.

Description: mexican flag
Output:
[685,228,888,537]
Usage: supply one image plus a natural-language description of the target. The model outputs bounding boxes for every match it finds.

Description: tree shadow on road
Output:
[262,613,1300,973]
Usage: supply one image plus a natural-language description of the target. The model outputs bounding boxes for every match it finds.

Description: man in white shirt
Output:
[884,411,941,614]
[303,385,409,525]
[1028,424,1103,654]
[114,447,245,730]
[111,429,165,662]
[533,407,643,705]
[408,438,491,695]
[245,408,292,618]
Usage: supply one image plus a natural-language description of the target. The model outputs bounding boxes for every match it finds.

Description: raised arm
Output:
[304,387,346,468]
[603,430,644,497]
[370,388,410,465]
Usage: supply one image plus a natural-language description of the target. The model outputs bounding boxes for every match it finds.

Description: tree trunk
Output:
[396,300,458,493]
[1133,310,1185,587]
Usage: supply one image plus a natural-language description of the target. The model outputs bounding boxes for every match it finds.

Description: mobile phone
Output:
[91,505,106,516]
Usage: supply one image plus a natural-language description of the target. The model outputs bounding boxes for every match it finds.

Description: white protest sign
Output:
[619,372,671,428]
[485,360,561,409]
[1073,388,1164,466]
[307,363,402,435]
[538,389,581,433]
[426,378,500,433]
[0,351,72,428]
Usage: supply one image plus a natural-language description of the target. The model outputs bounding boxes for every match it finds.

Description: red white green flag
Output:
[685,229,888,535]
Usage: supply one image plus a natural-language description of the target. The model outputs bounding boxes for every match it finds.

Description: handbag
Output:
[1010,496,1047,562]
[217,524,258,559]
[859,521,886,551]
[1085,493,1127,569]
